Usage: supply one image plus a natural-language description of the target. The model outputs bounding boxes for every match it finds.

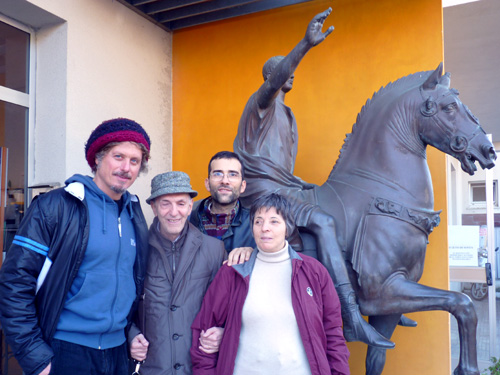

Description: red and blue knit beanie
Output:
[85,118,151,169]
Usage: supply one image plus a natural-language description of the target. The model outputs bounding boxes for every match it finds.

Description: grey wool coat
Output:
[129,219,226,375]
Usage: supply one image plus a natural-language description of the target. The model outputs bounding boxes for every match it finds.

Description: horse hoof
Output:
[343,310,395,349]
[453,367,479,375]
[398,315,417,327]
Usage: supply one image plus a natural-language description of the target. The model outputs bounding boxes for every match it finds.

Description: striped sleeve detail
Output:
[12,235,49,257]
[36,257,53,294]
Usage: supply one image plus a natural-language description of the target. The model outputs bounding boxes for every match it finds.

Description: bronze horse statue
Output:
[307,63,495,375]
[236,61,495,374]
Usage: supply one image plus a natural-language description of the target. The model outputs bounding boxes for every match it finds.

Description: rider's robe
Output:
[233,93,318,227]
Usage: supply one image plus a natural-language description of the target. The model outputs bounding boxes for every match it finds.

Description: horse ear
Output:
[422,62,444,91]
[439,72,451,88]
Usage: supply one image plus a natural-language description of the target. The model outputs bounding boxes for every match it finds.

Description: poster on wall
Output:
[448,225,480,267]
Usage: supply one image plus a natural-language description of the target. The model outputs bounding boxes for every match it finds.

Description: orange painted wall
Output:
[173,0,450,374]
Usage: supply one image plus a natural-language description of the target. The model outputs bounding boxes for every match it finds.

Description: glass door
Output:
[0,18,30,262]
[0,16,31,375]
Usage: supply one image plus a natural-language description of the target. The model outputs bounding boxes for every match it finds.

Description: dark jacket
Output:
[191,246,350,375]
[129,220,226,375]
[189,197,256,252]
[0,178,149,375]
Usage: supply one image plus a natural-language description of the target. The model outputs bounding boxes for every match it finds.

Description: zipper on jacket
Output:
[100,208,123,349]
[172,242,176,277]
[109,209,122,335]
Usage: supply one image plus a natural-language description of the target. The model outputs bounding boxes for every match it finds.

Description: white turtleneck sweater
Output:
[233,243,311,375]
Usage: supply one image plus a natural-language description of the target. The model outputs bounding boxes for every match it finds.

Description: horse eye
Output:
[443,103,457,113]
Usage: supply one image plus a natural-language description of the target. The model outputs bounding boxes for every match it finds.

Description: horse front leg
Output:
[305,207,394,349]
[359,277,479,375]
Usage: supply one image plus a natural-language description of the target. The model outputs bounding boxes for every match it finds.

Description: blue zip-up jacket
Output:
[0,174,149,375]
[54,175,138,349]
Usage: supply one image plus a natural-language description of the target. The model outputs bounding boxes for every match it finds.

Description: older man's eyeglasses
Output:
[210,171,241,182]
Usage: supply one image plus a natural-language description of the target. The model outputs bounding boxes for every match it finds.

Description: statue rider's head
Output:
[262,56,293,93]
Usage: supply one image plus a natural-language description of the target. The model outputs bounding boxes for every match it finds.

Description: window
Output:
[469,180,498,206]
[0,16,33,374]
[0,16,33,255]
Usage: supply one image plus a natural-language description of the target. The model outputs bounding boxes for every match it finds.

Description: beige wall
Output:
[444,0,500,142]
[444,0,500,220]
[3,0,172,223]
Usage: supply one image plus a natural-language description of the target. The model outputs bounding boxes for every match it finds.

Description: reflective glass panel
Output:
[0,100,27,254]
[0,20,30,93]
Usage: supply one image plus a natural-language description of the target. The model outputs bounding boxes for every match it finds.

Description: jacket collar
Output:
[64,181,139,203]
[148,221,204,287]
[194,196,244,227]
[65,181,85,201]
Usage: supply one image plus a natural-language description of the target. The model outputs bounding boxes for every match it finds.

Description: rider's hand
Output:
[304,7,334,47]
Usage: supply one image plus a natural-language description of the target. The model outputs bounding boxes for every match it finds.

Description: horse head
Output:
[418,63,496,175]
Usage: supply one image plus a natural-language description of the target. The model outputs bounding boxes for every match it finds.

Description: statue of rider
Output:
[234,7,394,349]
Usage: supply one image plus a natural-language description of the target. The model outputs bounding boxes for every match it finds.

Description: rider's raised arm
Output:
[256,7,334,110]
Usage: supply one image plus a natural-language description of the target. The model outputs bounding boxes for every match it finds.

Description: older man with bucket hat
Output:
[129,171,226,375]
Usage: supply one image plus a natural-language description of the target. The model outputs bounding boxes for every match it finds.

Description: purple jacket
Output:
[191,246,350,375]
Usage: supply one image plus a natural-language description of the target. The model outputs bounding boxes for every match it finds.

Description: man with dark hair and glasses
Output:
[190,151,256,261]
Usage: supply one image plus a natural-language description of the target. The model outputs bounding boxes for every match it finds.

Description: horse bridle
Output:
[419,87,483,154]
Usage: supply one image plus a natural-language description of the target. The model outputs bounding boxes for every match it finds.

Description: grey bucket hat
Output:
[146,171,198,204]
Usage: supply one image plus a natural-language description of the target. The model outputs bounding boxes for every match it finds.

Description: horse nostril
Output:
[490,148,497,161]
[481,145,497,161]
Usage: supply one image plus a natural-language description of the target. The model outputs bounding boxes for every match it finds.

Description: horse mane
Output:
[331,69,433,174]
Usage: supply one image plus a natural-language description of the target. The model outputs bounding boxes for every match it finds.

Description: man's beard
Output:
[110,185,127,195]
[211,186,239,207]
[110,171,131,196]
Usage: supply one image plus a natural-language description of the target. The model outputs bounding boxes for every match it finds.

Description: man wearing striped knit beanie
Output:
[0,118,151,375]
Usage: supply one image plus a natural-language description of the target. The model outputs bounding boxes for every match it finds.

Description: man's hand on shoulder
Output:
[225,247,253,266]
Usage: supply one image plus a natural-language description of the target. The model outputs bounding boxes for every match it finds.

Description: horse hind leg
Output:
[361,278,479,375]
[365,314,401,375]
[452,297,479,375]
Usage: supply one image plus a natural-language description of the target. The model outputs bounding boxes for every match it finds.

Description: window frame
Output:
[0,14,35,212]
[469,180,498,207]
